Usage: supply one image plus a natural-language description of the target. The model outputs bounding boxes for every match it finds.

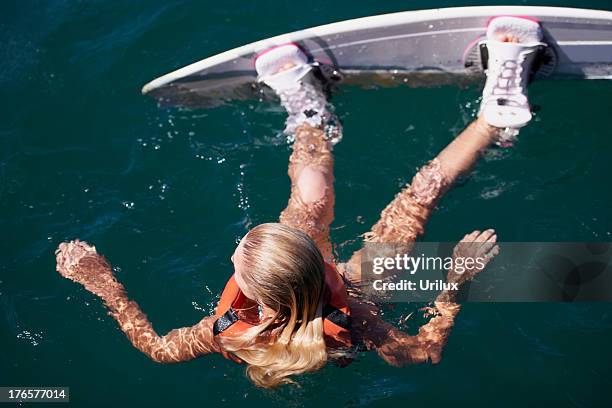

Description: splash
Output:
[16,329,44,347]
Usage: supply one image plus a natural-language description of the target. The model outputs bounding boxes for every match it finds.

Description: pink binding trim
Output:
[253,42,306,68]
[486,15,541,26]
[462,15,542,65]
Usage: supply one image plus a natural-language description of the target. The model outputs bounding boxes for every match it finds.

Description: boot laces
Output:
[484,52,530,108]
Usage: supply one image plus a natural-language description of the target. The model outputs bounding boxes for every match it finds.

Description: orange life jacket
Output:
[213,262,352,361]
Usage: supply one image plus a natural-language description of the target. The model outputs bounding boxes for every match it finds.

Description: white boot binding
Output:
[255,44,343,142]
[477,16,552,129]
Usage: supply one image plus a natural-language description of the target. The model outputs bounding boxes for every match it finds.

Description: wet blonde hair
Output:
[217,223,328,388]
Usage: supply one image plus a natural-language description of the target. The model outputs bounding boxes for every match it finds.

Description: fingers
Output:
[454,228,500,270]
[475,229,495,243]
[461,229,497,254]
[55,240,98,278]
[462,229,495,243]
[462,230,481,242]
[488,244,500,259]
[55,240,96,257]
[478,231,497,255]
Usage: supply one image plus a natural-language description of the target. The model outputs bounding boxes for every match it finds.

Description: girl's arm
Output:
[351,229,498,366]
[55,240,220,363]
[349,297,460,365]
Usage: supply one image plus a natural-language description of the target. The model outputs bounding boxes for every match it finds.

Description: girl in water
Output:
[55,17,544,388]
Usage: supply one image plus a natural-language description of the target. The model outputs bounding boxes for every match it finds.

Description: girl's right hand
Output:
[55,240,119,299]
[56,240,98,280]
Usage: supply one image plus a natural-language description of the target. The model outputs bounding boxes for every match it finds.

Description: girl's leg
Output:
[279,123,335,261]
[340,15,545,284]
[255,44,340,261]
[339,117,498,285]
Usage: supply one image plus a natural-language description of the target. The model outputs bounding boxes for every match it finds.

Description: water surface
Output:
[2,1,612,406]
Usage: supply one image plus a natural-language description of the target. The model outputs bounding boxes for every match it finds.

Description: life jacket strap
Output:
[214,304,351,335]
[213,308,239,335]
[323,304,351,330]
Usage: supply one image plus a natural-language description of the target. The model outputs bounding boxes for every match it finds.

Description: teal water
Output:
[2,0,612,406]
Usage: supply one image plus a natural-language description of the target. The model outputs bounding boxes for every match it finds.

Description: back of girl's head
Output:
[240,223,326,320]
[220,223,329,388]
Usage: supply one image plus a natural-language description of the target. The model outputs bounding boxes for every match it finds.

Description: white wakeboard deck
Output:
[142,6,612,108]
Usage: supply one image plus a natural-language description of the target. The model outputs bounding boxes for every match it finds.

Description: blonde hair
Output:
[218,223,328,388]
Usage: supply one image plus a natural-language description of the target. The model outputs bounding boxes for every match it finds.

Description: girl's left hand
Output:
[448,229,499,287]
